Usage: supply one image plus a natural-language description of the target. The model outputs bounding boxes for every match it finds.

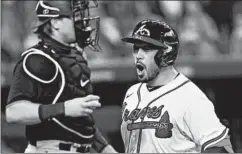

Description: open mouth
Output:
[136,63,145,74]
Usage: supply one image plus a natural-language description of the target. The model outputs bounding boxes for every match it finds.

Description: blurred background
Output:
[1,0,242,153]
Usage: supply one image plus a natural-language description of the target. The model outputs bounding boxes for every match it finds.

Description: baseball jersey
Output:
[7,34,95,144]
[7,33,109,152]
[121,73,228,153]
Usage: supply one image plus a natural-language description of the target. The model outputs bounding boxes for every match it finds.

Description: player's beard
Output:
[137,65,161,83]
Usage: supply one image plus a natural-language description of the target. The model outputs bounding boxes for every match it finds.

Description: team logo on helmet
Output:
[134,24,150,37]
[35,1,60,18]
[43,9,49,14]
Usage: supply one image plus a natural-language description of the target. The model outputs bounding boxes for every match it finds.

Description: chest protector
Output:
[50,46,93,100]
[22,42,95,141]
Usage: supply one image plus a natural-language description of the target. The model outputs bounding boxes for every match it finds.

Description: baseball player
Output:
[5,0,116,153]
[120,19,233,153]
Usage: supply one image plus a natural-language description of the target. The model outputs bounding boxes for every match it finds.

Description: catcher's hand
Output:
[64,95,101,117]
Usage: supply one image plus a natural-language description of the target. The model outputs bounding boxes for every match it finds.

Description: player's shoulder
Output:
[186,82,208,100]
[177,74,206,98]
[125,83,142,99]
[124,83,142,98]
[180,75,213,107]
[20,45,58,83]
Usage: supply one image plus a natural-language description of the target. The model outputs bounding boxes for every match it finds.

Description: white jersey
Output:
[121,73,228,153]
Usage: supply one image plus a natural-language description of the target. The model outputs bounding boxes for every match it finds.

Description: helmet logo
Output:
[43,9,49,14]
[134,24,150,37]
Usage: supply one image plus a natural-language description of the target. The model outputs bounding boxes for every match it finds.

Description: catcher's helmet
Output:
[122,19,179,67]
[33,0,101,51]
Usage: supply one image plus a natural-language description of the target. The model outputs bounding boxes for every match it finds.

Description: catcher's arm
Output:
[92,128,117,153]
[6,52,61,125]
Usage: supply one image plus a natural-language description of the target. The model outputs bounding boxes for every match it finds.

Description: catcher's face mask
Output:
[72,0,101,52]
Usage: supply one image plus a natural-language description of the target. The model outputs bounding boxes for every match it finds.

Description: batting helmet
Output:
[122,19,179,67]
[33,0,101,51]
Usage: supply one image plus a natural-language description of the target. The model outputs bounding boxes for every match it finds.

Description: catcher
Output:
[5,0,116,153]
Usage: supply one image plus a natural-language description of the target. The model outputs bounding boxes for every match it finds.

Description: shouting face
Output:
[133,43,161,82]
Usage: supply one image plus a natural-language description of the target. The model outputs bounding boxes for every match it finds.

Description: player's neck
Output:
[147,66,179,87]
